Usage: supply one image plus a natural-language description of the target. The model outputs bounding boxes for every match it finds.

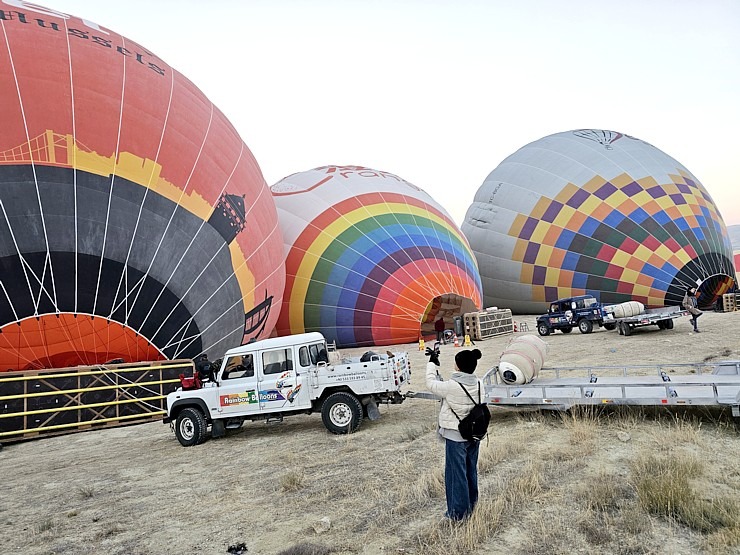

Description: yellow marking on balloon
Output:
[655,245,673,261]
[535,245,554,266]
[611,251,632,268]
[611,173,633,188]
[633,245,653,262]
[229,241,255,311]
[544,269,560,287]
[530,221,549,244]
[620,269,640,284]
[578,195,601,215]
[605,190,629,207]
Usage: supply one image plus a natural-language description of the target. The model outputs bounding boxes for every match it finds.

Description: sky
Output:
[46,0,740,227]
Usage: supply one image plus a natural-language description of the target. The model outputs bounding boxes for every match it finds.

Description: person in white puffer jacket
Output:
[425,347,484,520]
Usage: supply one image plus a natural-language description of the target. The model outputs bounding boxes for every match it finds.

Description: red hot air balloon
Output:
[0,2,284,370]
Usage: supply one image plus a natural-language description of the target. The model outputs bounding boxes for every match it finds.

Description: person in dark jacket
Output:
[425,347,484,520]
[434,317,446,344]
[682,287,702,332]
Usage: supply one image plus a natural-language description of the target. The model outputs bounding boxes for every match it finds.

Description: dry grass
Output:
[414,495,507,554]
[5,311,740,554]
[32,517,56,535]
[279,469,306,492]
[561,407,600,444]
[400,422,435,442]
[77,485,96,499]
[276,543,334,555]
[631,452,739,534]
[576,469,631,513]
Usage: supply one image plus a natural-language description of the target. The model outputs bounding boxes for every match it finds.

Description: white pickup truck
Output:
[164,332,411,446]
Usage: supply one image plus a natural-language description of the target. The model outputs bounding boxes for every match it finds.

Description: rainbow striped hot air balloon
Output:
[273,166,482,347]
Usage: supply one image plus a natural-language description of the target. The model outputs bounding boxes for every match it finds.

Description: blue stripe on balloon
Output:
[603,211,624,228]
[653,211,671,225]
[580,217,600,236]
[630,207,649,224]
[555,229,575,250]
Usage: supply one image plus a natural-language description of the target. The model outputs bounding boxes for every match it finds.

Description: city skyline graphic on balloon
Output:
[0,1,284,370]
[273,166,482,347]
[462,130,736,313]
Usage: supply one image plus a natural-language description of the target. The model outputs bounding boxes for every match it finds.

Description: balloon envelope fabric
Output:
[462,130,735,313]
[273,166,482,347]
[0,2,284,370]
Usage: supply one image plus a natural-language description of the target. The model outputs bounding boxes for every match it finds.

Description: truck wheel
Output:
[665,319,674,330]
[561,326,572,334]
[578,319,593,334]
[175,407,207,447]
[321,392,363,434]
[537,323,550,336]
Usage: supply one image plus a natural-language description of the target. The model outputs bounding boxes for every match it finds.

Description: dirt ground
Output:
[2,311,739,555]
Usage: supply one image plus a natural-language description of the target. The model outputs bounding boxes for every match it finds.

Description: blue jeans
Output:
[444,438,480,520]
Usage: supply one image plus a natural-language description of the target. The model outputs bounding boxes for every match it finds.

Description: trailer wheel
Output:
[623,323,632,336]
[561,326,572,334]
[665,319,674,330]
[657,320,666,330]
[578,319,593,334]
[604,323,617,331]
[537,323,551,336]
[175,407,207,447]
[618,321,624,335]
[322,392,363,434]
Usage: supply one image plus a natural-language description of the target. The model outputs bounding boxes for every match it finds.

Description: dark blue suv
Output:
[536,295,616,335]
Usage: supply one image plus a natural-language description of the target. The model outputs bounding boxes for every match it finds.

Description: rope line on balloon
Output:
[0,23,61,320]
[124,102,216,337]
[92,34,129,319]
[142,146,247,344]
[108,68,176,329]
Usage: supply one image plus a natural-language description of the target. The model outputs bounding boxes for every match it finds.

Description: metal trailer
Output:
[612,306,688,336]
[482,361,740,419]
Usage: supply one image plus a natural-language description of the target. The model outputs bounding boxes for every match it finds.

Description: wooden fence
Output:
[0,360,191,443]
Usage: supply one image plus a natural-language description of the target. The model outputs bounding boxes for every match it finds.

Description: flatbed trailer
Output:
[481,361,740,419]
[613,306,688,336]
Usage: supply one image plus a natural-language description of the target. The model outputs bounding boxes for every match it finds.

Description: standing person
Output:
[425,346,484,520]
[434,316,446,344]
[682,287,703,333]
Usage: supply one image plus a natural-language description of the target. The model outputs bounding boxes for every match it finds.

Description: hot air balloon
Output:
[0,2,284,371]
[273,166,482,347]
[462,130,736,313]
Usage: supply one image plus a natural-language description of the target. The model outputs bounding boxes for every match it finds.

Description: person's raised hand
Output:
[425,346,440,366]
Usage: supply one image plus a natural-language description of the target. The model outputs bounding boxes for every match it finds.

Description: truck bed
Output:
[615,306,686,323]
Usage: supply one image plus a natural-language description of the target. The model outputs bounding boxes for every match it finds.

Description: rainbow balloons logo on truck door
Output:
[0,2,284,370]
[273,166,482,347]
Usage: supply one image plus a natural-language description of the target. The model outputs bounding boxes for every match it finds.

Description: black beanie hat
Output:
[455,349,482,374]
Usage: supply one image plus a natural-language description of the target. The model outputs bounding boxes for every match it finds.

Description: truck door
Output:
[259,348,310,412]
[218,353,261,417]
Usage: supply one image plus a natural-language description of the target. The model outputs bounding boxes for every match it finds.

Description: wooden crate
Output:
[463,309,513,340]
[722,293,739,312]
[0,360,190,443]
